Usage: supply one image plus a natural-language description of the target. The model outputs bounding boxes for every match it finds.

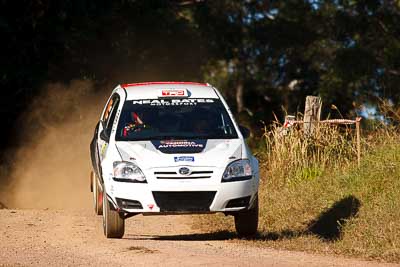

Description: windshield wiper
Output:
[154,134,235,140]
[119,133,236,141]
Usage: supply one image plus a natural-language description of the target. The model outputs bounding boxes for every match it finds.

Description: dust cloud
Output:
[0,80,108,210]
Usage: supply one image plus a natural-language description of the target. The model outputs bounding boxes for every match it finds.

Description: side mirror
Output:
[100,130,109,142]
[239,125,250,139]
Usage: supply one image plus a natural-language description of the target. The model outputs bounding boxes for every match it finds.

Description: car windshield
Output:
[115,98,238,141]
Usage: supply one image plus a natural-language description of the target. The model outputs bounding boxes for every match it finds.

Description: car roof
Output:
[120,82,219,100]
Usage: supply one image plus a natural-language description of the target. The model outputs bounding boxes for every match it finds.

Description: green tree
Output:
[193,0,400,122]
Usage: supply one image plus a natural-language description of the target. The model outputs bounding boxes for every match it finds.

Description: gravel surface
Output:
[0,209,398,267]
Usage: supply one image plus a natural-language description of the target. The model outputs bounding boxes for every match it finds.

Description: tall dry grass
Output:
[263,120,357,185]
[193,112,400,263]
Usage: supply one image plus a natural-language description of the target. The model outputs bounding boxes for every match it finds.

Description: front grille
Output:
[154,170,213,179]
[191,171,213,175]
[156,176,211,179]
[152,191,216,212]
[116,198,143,210]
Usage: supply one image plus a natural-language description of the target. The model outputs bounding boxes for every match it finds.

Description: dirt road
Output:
[0,83,397,266]
[2,83,393,266]
[0,209,397,267]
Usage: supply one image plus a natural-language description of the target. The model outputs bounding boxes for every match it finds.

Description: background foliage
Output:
[1,0,400,147]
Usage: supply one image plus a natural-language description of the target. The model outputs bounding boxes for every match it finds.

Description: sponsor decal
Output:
[159,140,203,148]
[174,156,195,162]
[100,143,108,158]
[151,139,207,154]
[147,204,154,210]
[132,98,214,106]
[111,109,121,133]
[161,89,186,97]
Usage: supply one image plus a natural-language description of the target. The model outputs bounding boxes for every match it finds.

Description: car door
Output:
[96,94,120,179]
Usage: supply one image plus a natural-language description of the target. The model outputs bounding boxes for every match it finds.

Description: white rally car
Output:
[90,82,259,238]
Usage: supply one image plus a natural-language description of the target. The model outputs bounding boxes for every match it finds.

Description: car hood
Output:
[115,139,242,170]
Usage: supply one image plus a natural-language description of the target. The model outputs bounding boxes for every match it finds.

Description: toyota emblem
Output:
[179,167,191,176]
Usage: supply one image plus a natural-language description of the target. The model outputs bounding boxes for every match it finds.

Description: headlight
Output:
[222,159,253,182]
[113,161,147,183]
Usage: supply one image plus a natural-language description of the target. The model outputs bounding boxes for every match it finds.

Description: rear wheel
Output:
[92,172,103,215]
[234,195,259,238]
[102,189,125,238]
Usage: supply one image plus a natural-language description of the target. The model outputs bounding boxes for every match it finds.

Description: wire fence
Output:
[282,116,362,167]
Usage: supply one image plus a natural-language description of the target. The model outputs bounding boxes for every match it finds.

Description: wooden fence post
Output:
[356,117,361,167]
[304,96,322,135]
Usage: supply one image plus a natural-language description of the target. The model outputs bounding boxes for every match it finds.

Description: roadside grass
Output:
[192,126,400,263]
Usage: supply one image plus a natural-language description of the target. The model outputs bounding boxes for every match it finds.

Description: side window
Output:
[102,97,114,122]
[104,95,120,137]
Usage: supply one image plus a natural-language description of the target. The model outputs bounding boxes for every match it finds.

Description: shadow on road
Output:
[257,195,361,242]
[125,195,361,242]
[125,230,236,241]
[123,196,360,242]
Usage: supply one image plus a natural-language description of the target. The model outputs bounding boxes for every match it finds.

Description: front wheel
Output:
[92,172,103,215]
[102,189,125,238]
[234,195,259,238]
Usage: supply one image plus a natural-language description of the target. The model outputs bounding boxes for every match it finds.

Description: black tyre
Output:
[234,195,259,238]
[92,172,103,215]
[90,171,93,192]
[102,189,125,238]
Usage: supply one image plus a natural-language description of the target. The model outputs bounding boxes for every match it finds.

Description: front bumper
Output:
[106,176,258,214]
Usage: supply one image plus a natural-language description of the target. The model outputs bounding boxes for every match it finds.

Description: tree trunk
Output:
[236,81,244,113]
